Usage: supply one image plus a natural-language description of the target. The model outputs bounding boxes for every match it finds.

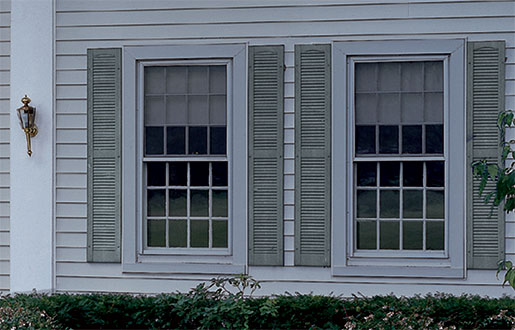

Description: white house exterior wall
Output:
[7,0,515,296]
[0,0,10,293]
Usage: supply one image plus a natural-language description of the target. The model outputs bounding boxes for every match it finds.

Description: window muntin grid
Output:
[145,161,229,249]
[142,63,229,252]
[352,59,446,255]
[144,65,227,156]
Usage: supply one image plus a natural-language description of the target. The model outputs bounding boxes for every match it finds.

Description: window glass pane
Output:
[378,62,400,91]
[427,190,444,219]
[169,189,187,216]
[166,95,187,125]
[356,125,376,154]
[188,95,209,125]
[427,161,444,187]
[212,162,228,186]
[357,221,377,249]
[401,93,423,123]
[424,92,443,123]
[210,127,227,155]
[355,93,377,124]
[213,190,228,217]
[403,190,423,218]
[403,162,423,187]
[190,220,209,247]
[167,127,186,155]
[147,189,165,216]
[380,190,399,218]
[166,66,188,94]
[145,66,165,95]
[188,66,209,94]
[144,96,165,125]
[378,93,400,124]
[145,126,164,155]
[380,221,399,249]
[426,221,444,250]
[401,62,423,91]
[169,162,187,186]
[380,162,400,186]
[212,220,228,248]
[379,125,399,154]
[147,220,166,247]
[426,124,443,154]
[356,190,376,218]
[424,61,443,91]
[403,221,423,250]
[190,190,209,217]
[147,162,166,186]
[188,126,207,154]
[357,162,376,187]
[402,125,422,154]
[355,63,377,92]
[209,95,226,125]
[190,162,209,186]
[169,220,187,247]
[209,66,227,94]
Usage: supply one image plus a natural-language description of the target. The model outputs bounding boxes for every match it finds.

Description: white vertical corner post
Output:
[10,0,55,292]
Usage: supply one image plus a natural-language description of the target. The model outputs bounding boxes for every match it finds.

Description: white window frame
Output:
[122,44,247,274]
[332,39,466,278]
[140,60,232,257]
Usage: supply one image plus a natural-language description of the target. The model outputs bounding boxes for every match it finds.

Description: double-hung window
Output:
[143,63,230,253]
[122,44,247,274]
[353,59,446,255]
[332,40,466,277]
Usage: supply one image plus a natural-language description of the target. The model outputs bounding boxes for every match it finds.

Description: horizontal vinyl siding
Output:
[55,0,515,295]
[0,0,9,294]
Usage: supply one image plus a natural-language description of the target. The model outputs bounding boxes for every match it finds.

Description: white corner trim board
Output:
[10,0,55,293]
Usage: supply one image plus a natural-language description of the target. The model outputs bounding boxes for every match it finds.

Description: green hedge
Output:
[1,278,514,329]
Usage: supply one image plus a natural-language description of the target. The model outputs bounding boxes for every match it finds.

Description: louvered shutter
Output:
[467,41,506,269]
[87,48,122,262]
[248,46,284,265]
[294,44,331,266]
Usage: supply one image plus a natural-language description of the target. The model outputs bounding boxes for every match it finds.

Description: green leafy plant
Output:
[1,290,514,329]
[0,302,62,329]
[472,109,515,290]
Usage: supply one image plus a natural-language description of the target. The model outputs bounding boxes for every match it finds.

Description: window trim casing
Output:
[122,44,247,274]
[331,39,466,278]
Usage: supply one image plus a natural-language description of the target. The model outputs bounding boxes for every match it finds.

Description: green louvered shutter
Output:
[87,48,122,262]
[294,44,331,266]
[467,41,506,269]
[249,46,284,265]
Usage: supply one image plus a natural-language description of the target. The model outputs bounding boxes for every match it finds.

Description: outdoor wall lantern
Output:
[16,95,38,156]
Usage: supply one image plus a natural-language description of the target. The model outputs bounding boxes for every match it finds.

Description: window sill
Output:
[332,265,464,278]
[123,262,246,275]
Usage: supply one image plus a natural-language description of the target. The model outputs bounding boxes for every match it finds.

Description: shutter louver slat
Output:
[467,41,505,269]
[87,48,122,263]
[295,45,331,266]
[249,46,284,266]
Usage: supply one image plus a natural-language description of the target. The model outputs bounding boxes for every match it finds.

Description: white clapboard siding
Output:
[55,2,515,27]
[56,17,515,41]
[0,4,8,293]
[54,0,515,295]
